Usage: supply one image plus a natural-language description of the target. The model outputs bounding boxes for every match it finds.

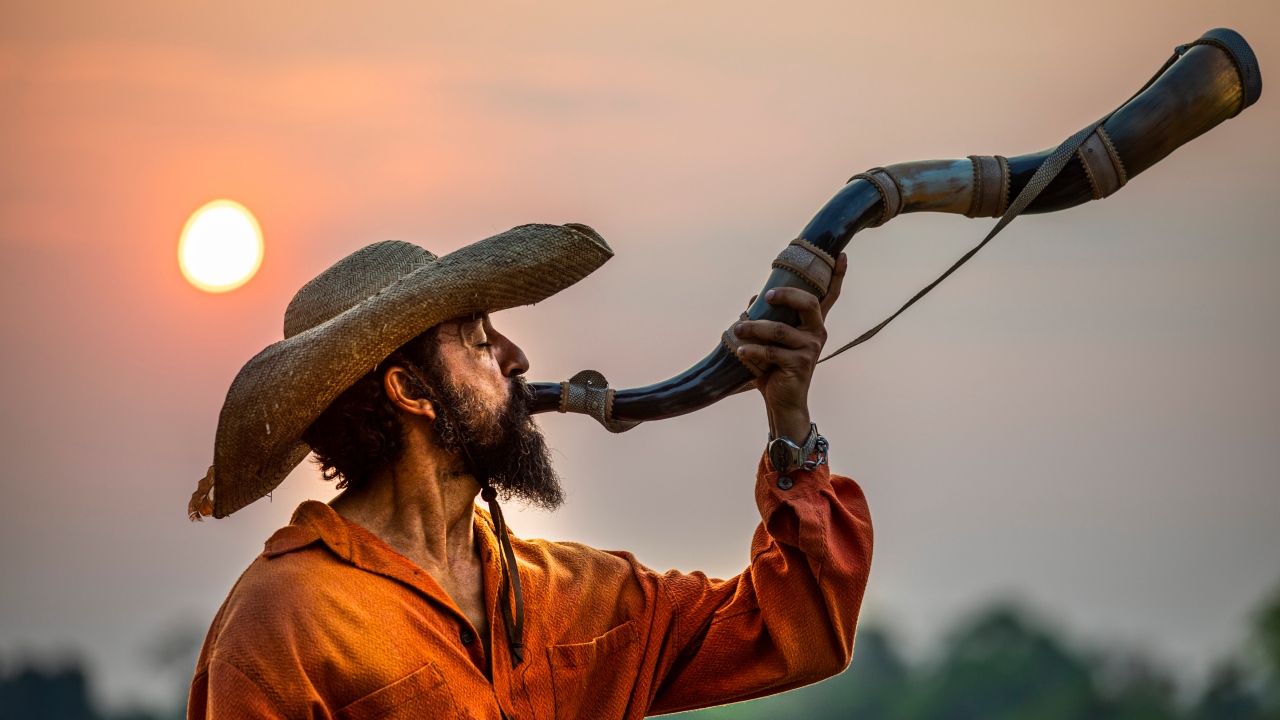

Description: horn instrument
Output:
[530,28,1262,433]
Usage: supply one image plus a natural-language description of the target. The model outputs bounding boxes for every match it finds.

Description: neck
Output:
[330,425,494,659]
[329,426,480,573]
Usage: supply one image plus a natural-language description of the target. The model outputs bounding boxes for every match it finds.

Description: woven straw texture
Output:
[209,223,613,517]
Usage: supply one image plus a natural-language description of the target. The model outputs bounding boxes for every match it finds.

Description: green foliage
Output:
[0,663,185,720]
[4,581,1280,719]
[1257,584,1280,671]
[1255,582,1280,715]
[677,588,1280,720]
[902,607,1100,720]
[1190,662,1265,720]
[0,666,98,720]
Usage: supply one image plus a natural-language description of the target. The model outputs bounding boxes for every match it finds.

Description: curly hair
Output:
[302,327,448,490]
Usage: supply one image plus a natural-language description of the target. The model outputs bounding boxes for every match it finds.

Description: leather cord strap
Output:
[820,42,1199,364]
[480,483,525,668]
[409,369,525,667]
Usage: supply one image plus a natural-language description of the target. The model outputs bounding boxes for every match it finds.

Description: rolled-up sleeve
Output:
[647,454,873,714]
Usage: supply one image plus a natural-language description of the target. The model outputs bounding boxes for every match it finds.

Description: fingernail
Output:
[734,323,744,335]
[736,346,746,356]
[766,289,776,301]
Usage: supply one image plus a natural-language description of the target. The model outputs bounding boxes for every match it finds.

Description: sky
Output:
[1,0,1277,711]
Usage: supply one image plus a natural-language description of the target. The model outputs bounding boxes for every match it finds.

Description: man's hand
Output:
[731,253,847,444]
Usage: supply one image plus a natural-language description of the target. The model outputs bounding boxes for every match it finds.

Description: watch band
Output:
[797,423,820,465]
[767,423,827,475]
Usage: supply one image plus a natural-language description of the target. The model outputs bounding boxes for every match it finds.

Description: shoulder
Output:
[202,526,355,668]
[192,535,343,717]
[512,535,658,620]
[515,535,644,583]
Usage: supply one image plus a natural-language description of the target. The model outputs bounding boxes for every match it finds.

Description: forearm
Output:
[648,454,874,714]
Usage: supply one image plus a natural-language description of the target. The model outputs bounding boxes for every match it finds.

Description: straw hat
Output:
[189,223,613,519]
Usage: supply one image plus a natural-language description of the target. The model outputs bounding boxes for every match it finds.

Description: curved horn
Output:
[532,28,1262,430]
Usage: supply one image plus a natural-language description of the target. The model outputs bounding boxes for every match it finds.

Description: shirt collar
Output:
[261,499,516,675]
[264,499,500,563]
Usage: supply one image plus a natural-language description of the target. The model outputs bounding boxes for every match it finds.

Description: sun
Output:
[178,199,264,293]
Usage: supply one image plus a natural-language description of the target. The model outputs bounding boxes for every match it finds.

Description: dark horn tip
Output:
[1200,28,1262,110]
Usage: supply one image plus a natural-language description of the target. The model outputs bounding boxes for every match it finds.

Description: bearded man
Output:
[186,223,873,719]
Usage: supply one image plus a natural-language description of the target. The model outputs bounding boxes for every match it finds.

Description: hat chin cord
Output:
[409,369,526,668]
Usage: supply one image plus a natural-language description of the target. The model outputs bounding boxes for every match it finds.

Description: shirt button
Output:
[777,474,794,490]
[460,629,475,646]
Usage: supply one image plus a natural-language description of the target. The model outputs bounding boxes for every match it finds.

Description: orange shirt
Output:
[188,456,873,719]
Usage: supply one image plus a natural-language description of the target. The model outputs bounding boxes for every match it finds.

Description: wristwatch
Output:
[766,422,828,476]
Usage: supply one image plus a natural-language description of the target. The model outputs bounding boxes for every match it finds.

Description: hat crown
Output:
[284,240,437,338]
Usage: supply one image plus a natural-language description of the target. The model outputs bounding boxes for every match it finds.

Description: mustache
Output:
[431,370,562,511]
[508,375,533,405]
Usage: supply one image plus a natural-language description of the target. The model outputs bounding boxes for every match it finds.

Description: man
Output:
[187,223,873,719]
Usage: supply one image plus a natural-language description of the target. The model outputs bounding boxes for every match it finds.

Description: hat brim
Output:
[207,223,613,517]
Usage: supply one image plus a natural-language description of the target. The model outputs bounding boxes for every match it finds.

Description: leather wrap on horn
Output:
[531,28,1262,431]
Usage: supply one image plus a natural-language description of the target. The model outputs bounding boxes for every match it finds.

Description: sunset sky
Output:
[1,0,1277,711]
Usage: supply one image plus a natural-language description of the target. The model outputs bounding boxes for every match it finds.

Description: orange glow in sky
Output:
[2,0,1277,708]
[178,200,264,293]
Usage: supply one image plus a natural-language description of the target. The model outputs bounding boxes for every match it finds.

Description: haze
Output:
[0,0,1277,710]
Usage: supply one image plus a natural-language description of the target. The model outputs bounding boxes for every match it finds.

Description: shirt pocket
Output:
[336,661,455,720]
[547,620,642,720]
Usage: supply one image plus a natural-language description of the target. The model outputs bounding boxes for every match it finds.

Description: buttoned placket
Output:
[304,504,521,715]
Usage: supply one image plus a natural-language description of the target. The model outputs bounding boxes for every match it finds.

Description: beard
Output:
[430,373,564,511]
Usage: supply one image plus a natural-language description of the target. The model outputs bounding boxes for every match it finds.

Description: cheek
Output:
[439,341,508,405]
[461,357,509,407]
[470,376,505,407]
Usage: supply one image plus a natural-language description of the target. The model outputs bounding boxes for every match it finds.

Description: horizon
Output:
[1,0,1278,712]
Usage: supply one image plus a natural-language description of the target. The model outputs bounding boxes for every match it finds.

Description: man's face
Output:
[433,314,528,435]
[427,314,563,510]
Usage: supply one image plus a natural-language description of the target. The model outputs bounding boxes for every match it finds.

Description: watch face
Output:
[768,438,798,473]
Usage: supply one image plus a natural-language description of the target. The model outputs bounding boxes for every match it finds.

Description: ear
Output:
[383,366,438,420]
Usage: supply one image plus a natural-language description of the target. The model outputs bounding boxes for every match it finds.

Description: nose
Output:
[491,327,530,379]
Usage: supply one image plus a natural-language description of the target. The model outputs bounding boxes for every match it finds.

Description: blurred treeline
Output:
[0,621,199,720]
[683,582,1280,720]
[2,582,1278,720]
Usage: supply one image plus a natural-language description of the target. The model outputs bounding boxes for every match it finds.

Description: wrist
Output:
[770,408,811,444]
[766,422,828,479]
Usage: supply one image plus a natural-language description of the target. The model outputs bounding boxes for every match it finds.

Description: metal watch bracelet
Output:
[766,422,829,475]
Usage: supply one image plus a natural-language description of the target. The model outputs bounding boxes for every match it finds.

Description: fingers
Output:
[819,253,848,319]
[734,319,812,350]
[763,286,825,330]
[735,341,813,370]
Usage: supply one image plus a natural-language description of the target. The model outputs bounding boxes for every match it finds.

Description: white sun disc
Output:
[178,199,264,293]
